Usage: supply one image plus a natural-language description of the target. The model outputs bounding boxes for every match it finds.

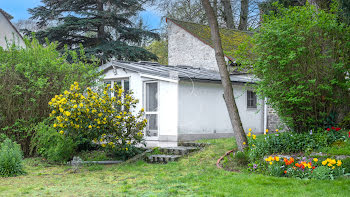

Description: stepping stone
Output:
[159,146,199,156]
[178,142,208,147]
[147,154,181,163]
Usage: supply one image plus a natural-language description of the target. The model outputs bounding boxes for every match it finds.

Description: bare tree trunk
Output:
[212,0,218,17]
[97,0,105,40]
[222,0,235,29]
[238,0,248,30]
[201,0,248,151]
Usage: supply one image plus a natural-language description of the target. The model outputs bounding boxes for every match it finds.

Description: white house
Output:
[100,19,281,147]
[0,9,25,49]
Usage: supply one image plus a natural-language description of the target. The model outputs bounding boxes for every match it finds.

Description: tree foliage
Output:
[0,38,99,156]
[235,4,350,132]
[28,0,160,62]
[145,40,168,65]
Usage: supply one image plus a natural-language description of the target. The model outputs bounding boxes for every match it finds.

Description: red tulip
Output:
[335,128,341,131]
[331,127,335,130]
[327,128,331,131]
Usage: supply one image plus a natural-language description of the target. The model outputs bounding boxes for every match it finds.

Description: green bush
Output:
[31,120,77,163]
[248,129,346,160]
[235,4,350,133]
[341,158,350,174]
[0,138,25,177]
[0,38,99,156]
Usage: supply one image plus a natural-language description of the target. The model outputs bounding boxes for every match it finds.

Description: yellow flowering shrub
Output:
[48,82,147,151]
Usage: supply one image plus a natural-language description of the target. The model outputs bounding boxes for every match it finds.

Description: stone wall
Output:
[168,20,228,71]
[267,105,282,131]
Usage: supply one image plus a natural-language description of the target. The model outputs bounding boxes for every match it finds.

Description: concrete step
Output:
[178,142,209,148]
[159,146,199,156]
[147,154,181,163]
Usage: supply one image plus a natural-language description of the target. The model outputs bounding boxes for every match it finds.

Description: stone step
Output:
[178,142,209,148]
[159,146,199,156]
[147,154,182,163]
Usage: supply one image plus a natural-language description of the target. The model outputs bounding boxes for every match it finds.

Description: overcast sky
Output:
[0,0,162,30]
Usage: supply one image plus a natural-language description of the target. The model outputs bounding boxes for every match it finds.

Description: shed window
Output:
[247,91,257,108]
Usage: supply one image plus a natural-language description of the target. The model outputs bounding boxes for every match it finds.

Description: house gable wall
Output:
[0,12,25,49]
[168,20,223,71]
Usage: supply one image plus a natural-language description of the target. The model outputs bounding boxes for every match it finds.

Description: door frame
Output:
[143,80,160,140]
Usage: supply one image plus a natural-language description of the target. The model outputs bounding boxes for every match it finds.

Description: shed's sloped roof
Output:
[101,61,256,84]
[167,18,253,59]
[0,9,13,20]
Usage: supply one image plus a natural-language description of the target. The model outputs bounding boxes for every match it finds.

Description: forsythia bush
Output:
[48,82,147,151]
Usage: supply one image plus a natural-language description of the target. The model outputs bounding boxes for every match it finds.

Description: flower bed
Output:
[263,156,345,180]
[220,127,350,180]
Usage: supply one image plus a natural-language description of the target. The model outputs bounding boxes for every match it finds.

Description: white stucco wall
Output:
[178,80,264,136]
[103,67,179,145]
[157,80,178,141]
[168,20,229,71]
[0,13,25,49]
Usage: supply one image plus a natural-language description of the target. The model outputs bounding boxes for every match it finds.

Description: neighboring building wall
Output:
[177,80,264,141]
[168,20,227,71]
[0,13,25,48]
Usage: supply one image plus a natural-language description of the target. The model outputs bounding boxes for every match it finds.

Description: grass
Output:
[1,137,350,196]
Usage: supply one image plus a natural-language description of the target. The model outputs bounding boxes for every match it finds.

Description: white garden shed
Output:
[100,61,266,147]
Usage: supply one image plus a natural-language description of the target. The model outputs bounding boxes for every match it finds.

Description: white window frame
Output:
[143,81,159,140]
[247,90,257,109]
[104,78,130,97]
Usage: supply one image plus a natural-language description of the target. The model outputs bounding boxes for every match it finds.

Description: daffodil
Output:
[247,132,251,137]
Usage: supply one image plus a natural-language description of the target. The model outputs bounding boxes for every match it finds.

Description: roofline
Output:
[179,77,253,85]
[100,61,256,84]
[0,9,24,41]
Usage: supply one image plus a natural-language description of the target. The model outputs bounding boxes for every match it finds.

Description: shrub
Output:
[341,157,350,174]
[247,128,346,160]
[0,38,99,156]
[31,120,76,163]
[48,82,147,153]
[235,4,350,133]
[0,138,25,177]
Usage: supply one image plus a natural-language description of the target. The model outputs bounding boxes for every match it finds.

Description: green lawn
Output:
[1,137,350,196]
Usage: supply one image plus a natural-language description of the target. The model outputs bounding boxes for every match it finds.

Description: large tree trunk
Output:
[201,0,248,151]
[238,0,248,30]
[212,0,218,17]
[222,0,235,29]
[97,0,105,40]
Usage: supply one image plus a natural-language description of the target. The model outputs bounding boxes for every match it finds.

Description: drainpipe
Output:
[263,97,268,135]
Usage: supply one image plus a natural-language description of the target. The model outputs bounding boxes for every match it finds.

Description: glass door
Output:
[144,81,159,138]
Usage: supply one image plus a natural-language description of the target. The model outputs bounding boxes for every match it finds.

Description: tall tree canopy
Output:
[28,0,159,62]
